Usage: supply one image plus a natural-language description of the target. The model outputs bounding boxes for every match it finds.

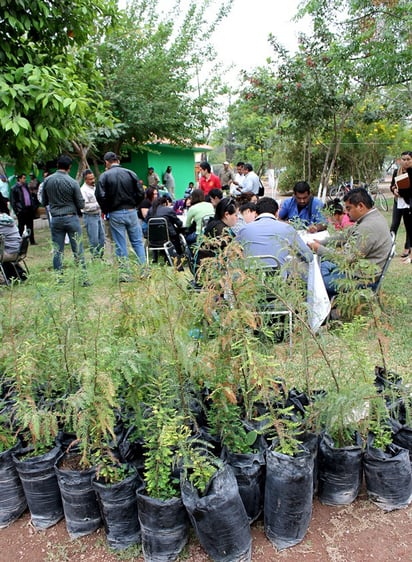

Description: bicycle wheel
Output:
[375,192,388,212]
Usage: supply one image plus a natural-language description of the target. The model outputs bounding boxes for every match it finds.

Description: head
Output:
[243,163,253,175]
[146,186,158,202]
[223,161,230,170]
[256,197,279,217]
[214,197,237,227]
[188,181,194,189]
[190,188,205,205]
[343,187,373,221]
[0,193,9,214]
[199,161,211,176]
[82,169,95,186]
[208,188,223,207]
[239,202,257,223]
[400,151,412,170]
[236,162,245,174]
[166,166,172,173]
[293,181,311,207]
[184,196,192,208]
[17,173,27,183]
[57,155,73,171]
[103,152,119,169]
[326,198,344,224]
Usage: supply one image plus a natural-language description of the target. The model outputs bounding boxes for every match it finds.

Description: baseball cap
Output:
[223,161,229,165]
[103,151,118,162]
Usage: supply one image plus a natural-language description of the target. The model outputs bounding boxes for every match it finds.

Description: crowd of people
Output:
[1,153,410,301]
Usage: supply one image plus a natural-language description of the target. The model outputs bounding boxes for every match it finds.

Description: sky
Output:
[210,0,311,73]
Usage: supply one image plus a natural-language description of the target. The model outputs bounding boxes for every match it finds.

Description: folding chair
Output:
[9,231,30,281]
[245,255,293,350]
[0,234,9,285]
[146,217,170,264]
[201,214,214,233]
[373,233,396,308]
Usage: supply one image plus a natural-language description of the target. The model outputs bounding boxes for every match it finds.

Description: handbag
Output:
[395,173,410,190]
[258,179,265,197]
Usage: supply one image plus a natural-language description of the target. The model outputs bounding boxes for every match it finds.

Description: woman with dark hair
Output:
[390,151,412,262]
[148,195,183,255]
[138,186,158,235]
[326,198,353,230]
[197,197,237,263]
[0,193,23,282]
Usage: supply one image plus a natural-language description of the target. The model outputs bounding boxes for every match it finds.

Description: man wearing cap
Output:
[96,152,146,275]
[219,161,234,194]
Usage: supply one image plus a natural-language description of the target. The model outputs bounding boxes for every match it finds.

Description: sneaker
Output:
[401,256,411,264]
[400,250,411,258]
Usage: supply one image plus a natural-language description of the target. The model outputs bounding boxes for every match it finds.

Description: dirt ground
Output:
[1,484,411,562]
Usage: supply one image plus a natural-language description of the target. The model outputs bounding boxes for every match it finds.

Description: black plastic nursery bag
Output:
[0,445,27,528]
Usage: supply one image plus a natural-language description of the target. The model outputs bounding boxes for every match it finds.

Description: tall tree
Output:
[97,0,233,151]
[0,0,117,170]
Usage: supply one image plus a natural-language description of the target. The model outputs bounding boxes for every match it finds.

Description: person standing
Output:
[96,152,146,277]
[230,162,245,195]
[147,167,160,189]
[163,166,175,199]
[219,161,235,194]
[390,151,412,262]
[198,161,221,196]
[81,169,105,258]
[41,155,88,282]
[235,163,260,196]
[11,173,37,245]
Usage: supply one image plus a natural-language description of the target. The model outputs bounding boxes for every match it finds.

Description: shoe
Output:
[81,280,91,287]
[401,256,411,264]
[400,250,410,258]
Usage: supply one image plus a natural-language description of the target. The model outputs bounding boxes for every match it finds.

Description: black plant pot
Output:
[55,453,101,538]
[136,492,189,562]
[363,440,412,511]
[317,433,363,506]
[93,471,143,550]
[181,464,252,562]
[0,444,27,528]
[390,419,412,462]
[224,446,266,523]
[264,444,313,551]
[13,445,63,530]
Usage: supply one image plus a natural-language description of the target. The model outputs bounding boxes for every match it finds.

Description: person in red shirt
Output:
[199,161,221,196]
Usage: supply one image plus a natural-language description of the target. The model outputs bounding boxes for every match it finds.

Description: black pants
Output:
[17,208,35,244]
[390,200,411,250]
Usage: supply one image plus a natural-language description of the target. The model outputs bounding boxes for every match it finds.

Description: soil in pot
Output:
[13,445,63,530]
[55,452,101,539]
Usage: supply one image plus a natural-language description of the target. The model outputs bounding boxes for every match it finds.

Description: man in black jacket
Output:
[96,152,146,273]
[11,173,37,244]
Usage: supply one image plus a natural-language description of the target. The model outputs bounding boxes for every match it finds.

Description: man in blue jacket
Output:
[279,181,326,233]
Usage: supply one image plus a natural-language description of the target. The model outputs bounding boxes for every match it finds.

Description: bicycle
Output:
[366,180,389,212]
[327,181,351,200]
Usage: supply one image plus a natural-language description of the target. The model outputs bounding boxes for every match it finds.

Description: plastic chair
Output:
[146,217,170,264]
[373,233,396,308]
[245,255,293,350]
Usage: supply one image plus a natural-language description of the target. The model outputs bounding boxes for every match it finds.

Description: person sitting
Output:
[0,193,24,282]
[173,194,192,215]
[279,181,326,233]
[196,197,237,264]
[184,189,214,246]
[236,197,313,269]
[308,188,393,298]
[207,188,224,208]
[138,187,158,235]
[148,195,183,257]
[232,201,257,235]
[326,198,354,230]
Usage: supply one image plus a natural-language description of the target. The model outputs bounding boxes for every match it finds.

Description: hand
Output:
[307,224,318,233]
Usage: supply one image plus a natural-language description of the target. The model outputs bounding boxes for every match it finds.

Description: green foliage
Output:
[93,448,134,485]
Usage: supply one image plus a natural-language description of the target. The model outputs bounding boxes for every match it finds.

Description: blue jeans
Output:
[83,214,105,257]
[50,215,86,272]
[109,209,146,264]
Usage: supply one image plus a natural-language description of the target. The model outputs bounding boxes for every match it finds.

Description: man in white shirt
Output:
[81,169,105,258]
[230,162,245,195]
[236,163,260,195]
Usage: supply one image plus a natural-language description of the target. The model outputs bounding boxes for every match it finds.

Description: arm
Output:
[73,184,85,212]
